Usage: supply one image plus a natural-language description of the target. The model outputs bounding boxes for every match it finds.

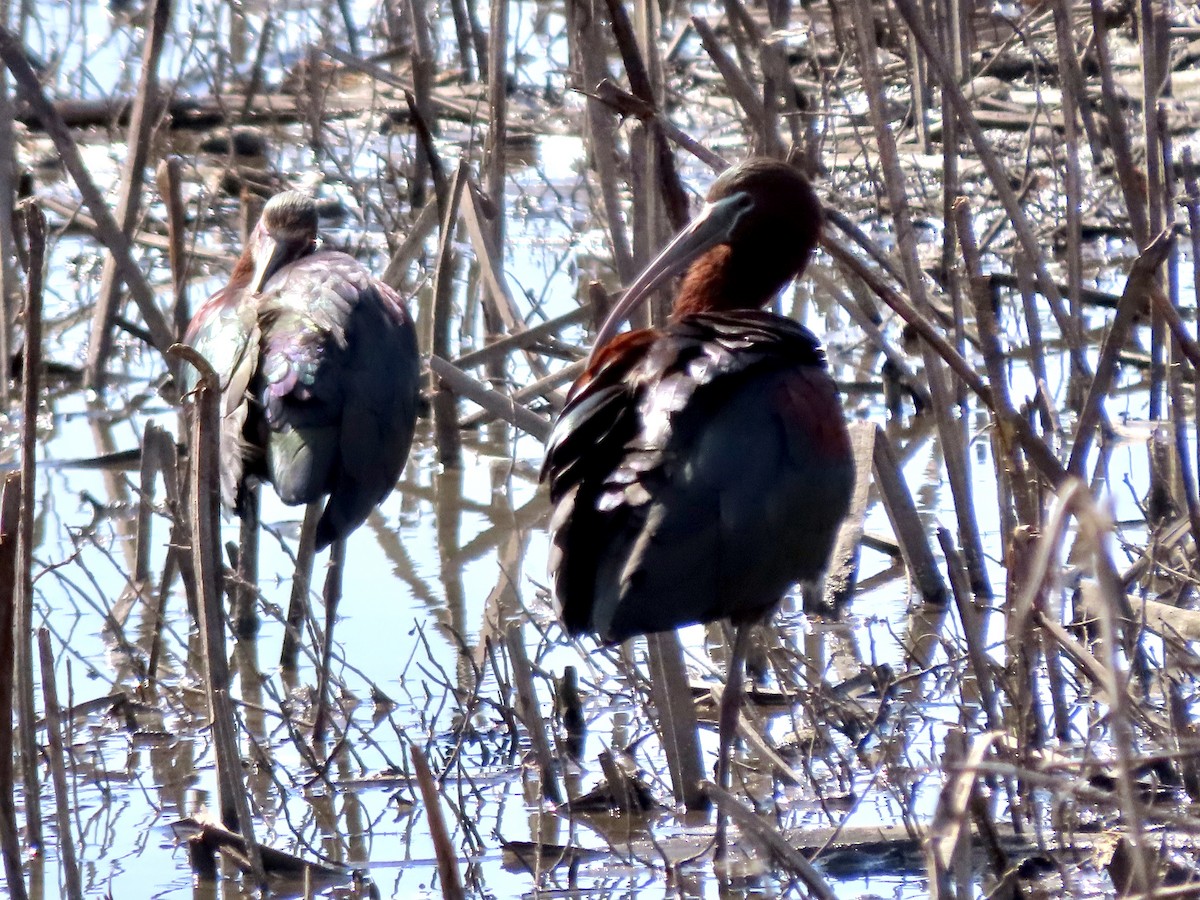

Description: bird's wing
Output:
[254,253,420,545]
[184,289,261,509]
[546,311,852,642]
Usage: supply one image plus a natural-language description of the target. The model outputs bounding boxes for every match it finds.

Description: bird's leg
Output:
[312,536,346,745]
[232,483,260,638]
[715,623,752,861]
[280,500,322,669]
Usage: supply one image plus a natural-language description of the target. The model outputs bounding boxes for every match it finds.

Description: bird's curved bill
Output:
[249,236,287,294]
[588,190,753,362]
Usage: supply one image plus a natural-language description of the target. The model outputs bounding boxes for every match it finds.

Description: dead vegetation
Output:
[0,0,1199,897]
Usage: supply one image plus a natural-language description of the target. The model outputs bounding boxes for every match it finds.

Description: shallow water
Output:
[1,0,1189,897]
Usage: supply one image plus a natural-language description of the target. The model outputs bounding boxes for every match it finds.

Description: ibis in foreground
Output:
[541,158,854,839]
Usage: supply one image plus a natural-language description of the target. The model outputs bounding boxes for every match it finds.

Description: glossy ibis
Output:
[184,190,419,550]
[541,159,854,835]
[183,191,419,720]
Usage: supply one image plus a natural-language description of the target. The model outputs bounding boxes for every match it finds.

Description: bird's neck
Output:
[671,245,774,318]
[227,251,257,293]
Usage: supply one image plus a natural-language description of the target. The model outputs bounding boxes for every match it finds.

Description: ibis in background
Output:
[541,158,854,838]
[184,191,420,716]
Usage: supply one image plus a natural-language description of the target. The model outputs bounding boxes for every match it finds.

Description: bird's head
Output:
[244,191,319,294]
[590,160,822,360]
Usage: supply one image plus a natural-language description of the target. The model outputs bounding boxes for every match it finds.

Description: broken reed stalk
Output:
[0,27,174,359]
[1069,230,1175,478]
[174,344,266,887]
[141,422,186,689]
[644,630,706,811]
[1049,485,1154,892]
[1181,150,1200,492]
[408,741,466,900]
[84,0,170,389]
[36,629,83,900]
[429,162,468,465]
[484,0,507,252]
[1049,0,1084,332]
[0,473,26,900]
[405,0,437,207]
[691,17,770,155]
[926,731,1003,899]
[1088,0,1149,247]
[604,0,687,235]
[15,201,43,848]
[569,0,634,282]
[155,157,190,340]
[936,528,1000,731]
[872,429,949,604]
[850,0,990,596]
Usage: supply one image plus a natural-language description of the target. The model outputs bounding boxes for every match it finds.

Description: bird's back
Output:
[544,311,853,643]
[253,251,420,548]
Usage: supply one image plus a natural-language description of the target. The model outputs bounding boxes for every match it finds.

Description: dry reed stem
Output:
[1021,483,1153,890]
[926,730,1003,898]
[825,235,1070,489]
[852,0,990,596]
[453,306,588,370]
[0,473,26,900]
[15,201,42,848]
[591,80,730,174]
[458,360,584,428]
[409,741,466,900]
[484,0,508,252]
[85,0,171,389]
[174,343,266,885]
[954,196,1033,532]
[428,354,552,441]
[430,163,469,464]
[505,624,563,803]
[568,0,634,281]
[36,629,82,900]
[0,47,14,406]
[645,630,706,811]
[154,157,190,340]
[691,17,770,154]
[382,197,439,293]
